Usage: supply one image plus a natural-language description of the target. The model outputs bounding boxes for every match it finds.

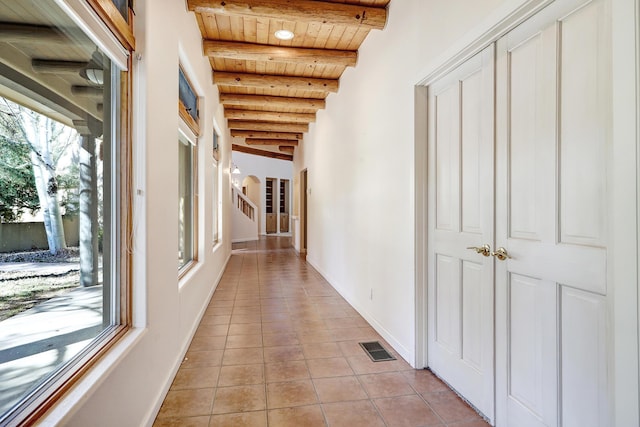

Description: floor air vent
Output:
[359,341,396,362]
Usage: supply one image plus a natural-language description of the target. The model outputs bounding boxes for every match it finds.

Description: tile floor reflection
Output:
[154,237,489,427]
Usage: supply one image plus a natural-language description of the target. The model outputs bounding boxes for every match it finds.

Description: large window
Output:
[0,1,131,424]
[178,65,199,272]
[212,130,220,245]
[178,131,197,270]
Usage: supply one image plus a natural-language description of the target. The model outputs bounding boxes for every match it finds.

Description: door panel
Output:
[435,254,459,353]
[507,31,549,242]
[461,70,483,235]
[560,286,608,427]
[461,260,483,369]
[500,27,559,426]
[495,1,610,426]
[558,0,609,248]
[435,84,460,232]
[507,274,556,426]
[428,45,495,422]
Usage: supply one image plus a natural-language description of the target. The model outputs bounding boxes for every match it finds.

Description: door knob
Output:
[491,247,511,261]
[466,244,491,257]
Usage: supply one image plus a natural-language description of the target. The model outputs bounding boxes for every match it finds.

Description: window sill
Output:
[37,327,147,425]
[178,260,202,288]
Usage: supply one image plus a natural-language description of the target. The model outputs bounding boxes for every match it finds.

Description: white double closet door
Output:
[427,0,610,426]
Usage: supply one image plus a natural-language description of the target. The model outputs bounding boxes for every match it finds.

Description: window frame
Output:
[177,64,201,276]
[212,123,220,161]
[212,128,220,246]
[178,66,201,138]
[178,117,199,276]
[1,2,135,424]
[86,0,135,51]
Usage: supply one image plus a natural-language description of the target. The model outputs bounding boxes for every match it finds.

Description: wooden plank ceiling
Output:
[187,0,391,161]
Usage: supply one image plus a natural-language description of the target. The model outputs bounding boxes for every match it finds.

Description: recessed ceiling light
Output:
[274,30,294,40]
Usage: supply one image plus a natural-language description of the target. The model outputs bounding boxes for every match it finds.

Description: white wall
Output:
[294,0,525,365]
[242,175,261,210]
[232,151,293,235]
[231,189,259,242]
[41,1,233,425]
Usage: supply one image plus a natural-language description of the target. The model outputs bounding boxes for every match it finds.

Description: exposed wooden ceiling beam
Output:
[0,62,100,125]
[228,120,308,133]
[214,72,339,93]
[187,0,387,30]
[279,146,295,154]
[246,139,299,146]
[220,93,325,110]
[0,22,89,44]
[32,59,88,74]
[71,86,103,97]
[204,40,357,68]
[231,130,303,140]
[72,118,103,136]
[233,143,293,161]
[224,109,315,123]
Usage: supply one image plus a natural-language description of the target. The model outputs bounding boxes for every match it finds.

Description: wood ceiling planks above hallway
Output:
[186,0,390,160]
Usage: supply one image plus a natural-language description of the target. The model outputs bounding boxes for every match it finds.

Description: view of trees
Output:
[0,132,39,222]
[0,97,81,254]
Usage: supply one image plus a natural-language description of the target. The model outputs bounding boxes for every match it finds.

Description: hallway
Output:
[154,237,489,426]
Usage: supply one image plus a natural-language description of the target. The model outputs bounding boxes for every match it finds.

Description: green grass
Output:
[0,248,82,321]
[0,271,79,321]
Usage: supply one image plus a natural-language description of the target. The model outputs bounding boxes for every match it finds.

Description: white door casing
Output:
[427,45,495,422]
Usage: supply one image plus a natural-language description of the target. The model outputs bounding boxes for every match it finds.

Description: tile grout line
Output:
[254,247,272,427]
[161,238,487,426]
[210,248,242,419]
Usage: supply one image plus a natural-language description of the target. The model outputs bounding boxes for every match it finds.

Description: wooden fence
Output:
[0,217,80,252]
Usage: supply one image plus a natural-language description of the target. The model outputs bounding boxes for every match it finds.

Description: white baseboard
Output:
[232,237,258,243]
[306,257,415,367]
[144,252,231,427]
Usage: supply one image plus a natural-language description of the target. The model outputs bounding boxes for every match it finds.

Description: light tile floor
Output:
[154,237,490,427]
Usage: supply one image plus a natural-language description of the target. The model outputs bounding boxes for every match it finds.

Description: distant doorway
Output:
[279,179,290,233]
[265,178,277,234]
